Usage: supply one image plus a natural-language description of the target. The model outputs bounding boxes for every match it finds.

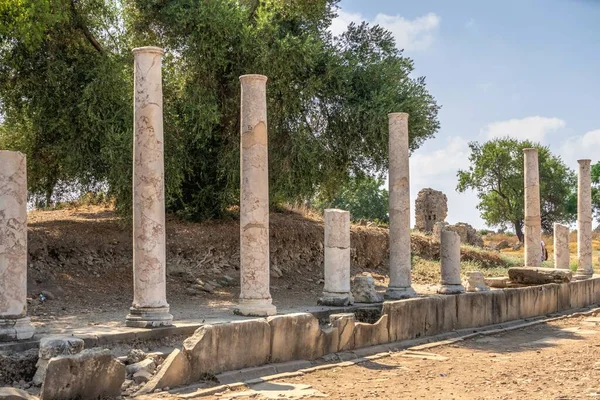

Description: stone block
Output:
[136,348,191,395]
[455,291,493,329]
[268,313,338,363]
[329,313,355,351]
[40,349,125,400]
[490,290,508,324]
[557,283,571,311]
[126,357,155,376]
[353,315,389,348]
[427,295,457,335]
[570,279,594,309]
[183,319,270,380]
[0,388,36,400]
[502,288,522,322]
[34,336,85,386]
[508,267,572,284]
[592,277,600,305]
[383,296,455,342]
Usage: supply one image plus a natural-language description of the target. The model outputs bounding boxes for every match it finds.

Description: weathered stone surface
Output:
[0,151,34,341]
[438,230,464,294]
[133,369,152,384]
[352,275,383,303]
[575,159,593,280]
[183,319,270,380]
[33,337,84,386]
[268,313,338,363]
[465,271,490,292]
[433,222,483,247]
[0,387,36,400]
[570,279,594,309]
[524,148,542,268]
[40,349,125,400]
[508,267,572,284]
[320,209,353,306]
[127,46,173,328]
[495,240,510,250]
[387,113,416,299]
[236,74,276,317]
[127,348,147,364]
[353,315,389,348]
[485,277,510,288]
[553,223,570,270]
[329,313,355,352]
[414,188,447,233]
[136,349,191,395]
[455,291,494,329]
[126,358,155,376]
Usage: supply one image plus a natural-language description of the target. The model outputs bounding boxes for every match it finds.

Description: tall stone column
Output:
[0,151,34,341]
[553,223,570,270]
[438,229,464,294]
[523,148,542,268]
[126,47,173,328]
[575,159,593,280]
[386,112,416,299]
[319,209,354,306]
[235,74,276,317]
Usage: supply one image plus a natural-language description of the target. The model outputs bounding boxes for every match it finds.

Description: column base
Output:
[126,306,173,328]
[437,284,465,295]
[0,317,35,342]
[573,270,593,281]
[234,299,277,317]
[385,286,417,300]
[318,292,354,307]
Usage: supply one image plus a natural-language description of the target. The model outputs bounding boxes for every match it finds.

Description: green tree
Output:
[457,138,576,242]
[591,161,600,223]
[313,175,389,222]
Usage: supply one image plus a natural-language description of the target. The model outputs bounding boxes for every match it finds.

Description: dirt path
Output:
[194,315,600,400]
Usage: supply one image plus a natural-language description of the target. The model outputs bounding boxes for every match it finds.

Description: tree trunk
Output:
[514,220,524,243]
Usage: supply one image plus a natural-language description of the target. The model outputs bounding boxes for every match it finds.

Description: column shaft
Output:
[523,148,542,268]
[0,151,34,340]
[575,159,593,279]
[553,223,570,270]
[235,74,276,316]
[386,113,416,299]
[438,229,464,294]
[126,46,173,327]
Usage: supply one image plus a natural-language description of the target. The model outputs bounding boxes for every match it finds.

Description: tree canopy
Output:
[456,138,576,241]
[0,0,440,219]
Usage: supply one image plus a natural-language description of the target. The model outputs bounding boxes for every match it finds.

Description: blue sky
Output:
[331,0,600,229]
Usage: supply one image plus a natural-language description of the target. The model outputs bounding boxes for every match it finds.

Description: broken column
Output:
[126,47,173,327]
[386,112,416,299]
[575,159,593,280]
[0,151,34,341]
[235,74,276,316]
[523,148,542,268]
[319,209,354,306]
[438,229,464,294]
[553,223,570,270]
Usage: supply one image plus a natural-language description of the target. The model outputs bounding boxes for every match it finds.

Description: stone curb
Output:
[161,305,600,399]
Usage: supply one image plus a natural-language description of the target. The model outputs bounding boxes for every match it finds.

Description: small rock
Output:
[206,280,221,288]
[495,240,510,250]
[217,275,234,287]
[201,283,215,293]
[154,388,162,393]
[352,275,383,303]
[271,265,283,278]
[0,387,37,399]
[126,358,156,376]
[121,379,134,390]
[127,349,147,364]
[133,369,153,384]
[512,242,523,251]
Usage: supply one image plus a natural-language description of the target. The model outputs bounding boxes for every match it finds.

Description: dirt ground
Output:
[193,314,600,400]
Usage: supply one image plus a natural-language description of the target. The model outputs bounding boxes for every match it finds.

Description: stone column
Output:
[234,74,276,316]
[0,151,34,341]
[319,209,354,306]
[575,159,593,280]
[126,47,173,328]
[523,148,542,268]
[386,112,416,299]
[438,229,464,294]
[553,223,570,270]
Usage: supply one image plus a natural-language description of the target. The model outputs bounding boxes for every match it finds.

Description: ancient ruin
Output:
[437,229,465,294]
[235,74,276,316]
[414,188,448,232]
[523,148,542,268]
[387,113,416,299]
[433,221,484,247]
[465,271,490,292]
[319,209,354,306]
[575,159,593,280]
[554,223,570,270]
[126,46,173,328]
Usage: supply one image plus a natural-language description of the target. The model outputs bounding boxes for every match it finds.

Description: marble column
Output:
[234,74,276,317]
[386,113,416,299]
[126,46,173,328]
[0,151,35,341]
[575,159,593,280]
[438,229,464,294]
[319,209,354,306]
[523,148,542,268]
[553,223,570,270]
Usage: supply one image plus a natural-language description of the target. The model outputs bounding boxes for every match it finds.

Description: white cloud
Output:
[330,9,441,51]
[482,116,566,143]
[558,129,600,168]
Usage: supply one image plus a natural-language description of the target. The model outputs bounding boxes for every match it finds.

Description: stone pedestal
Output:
[465,271,489,292]
[235,75,276,316]
[386,113,416,299]
[0,151,34,341]
[319,209,354,306]
[575,159,593,280]
[523,148,542,268]
[126,46,173,328]
[438,230,464,294]
[553,223,570,270]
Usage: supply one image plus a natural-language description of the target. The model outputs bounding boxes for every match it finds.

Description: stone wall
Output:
[433,222,484,247]
[414,188,448,232]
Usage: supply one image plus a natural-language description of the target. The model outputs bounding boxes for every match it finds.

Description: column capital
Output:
[132,46,164,56]
[240,74,268,83]
[388,112,409,120]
